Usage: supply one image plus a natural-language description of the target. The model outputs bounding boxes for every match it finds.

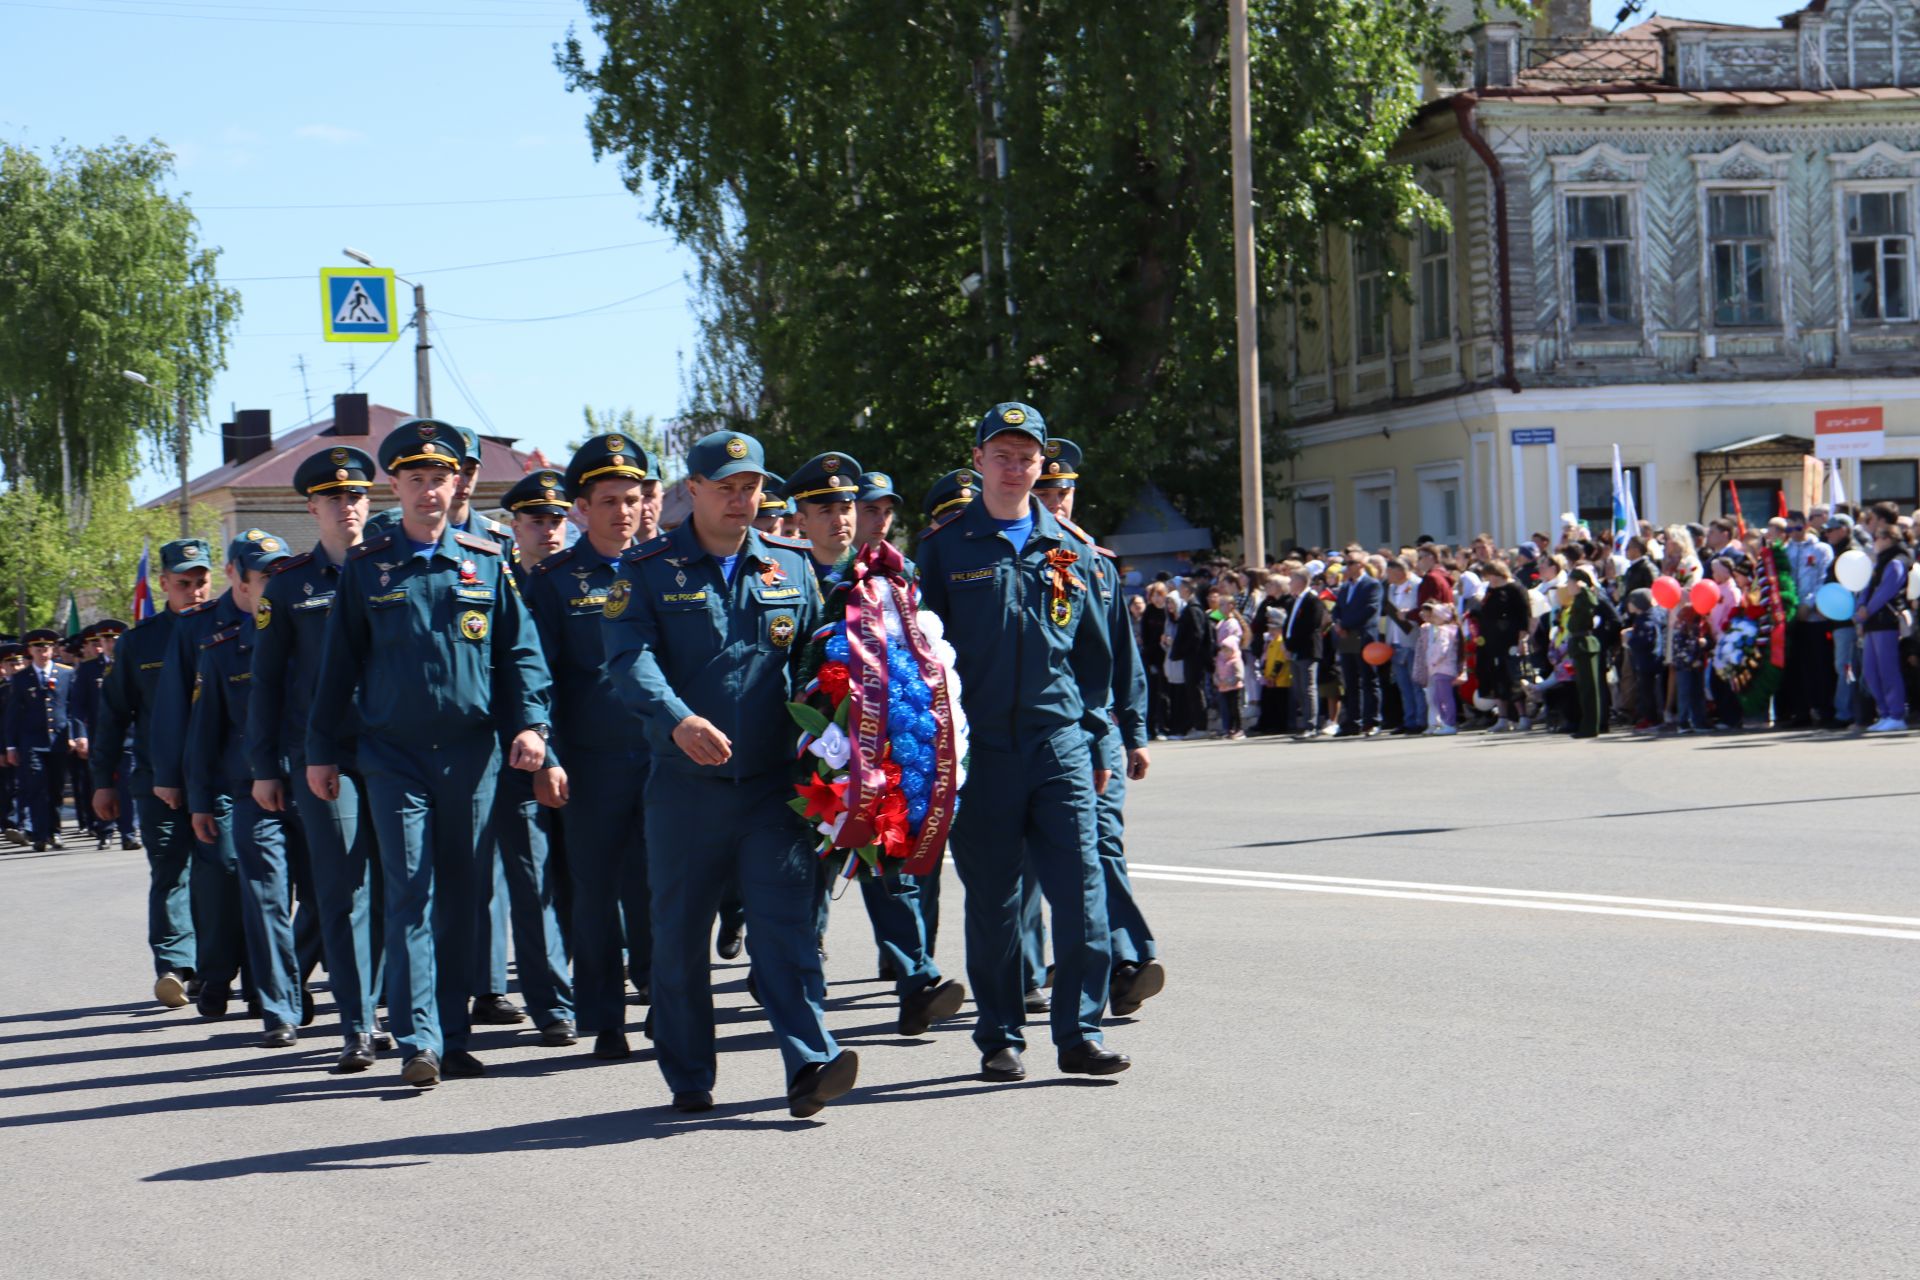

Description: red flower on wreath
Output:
[796,773,847,824]
[882,758,902,789]
[874,789,911,860]
[817,661,852,706]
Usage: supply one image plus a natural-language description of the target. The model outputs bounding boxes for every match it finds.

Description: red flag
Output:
[1728,480,1747,540]
[1775,488,1788,519]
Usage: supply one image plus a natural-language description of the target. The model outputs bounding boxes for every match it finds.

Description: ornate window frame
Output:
[1829,142,1920,343]
[1690,142,1793,338]
[1550,144,1651,351]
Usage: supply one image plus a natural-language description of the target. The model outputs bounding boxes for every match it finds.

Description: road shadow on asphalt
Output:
[142,1072,1112,1181]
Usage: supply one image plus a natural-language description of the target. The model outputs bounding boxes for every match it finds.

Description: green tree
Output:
[0,139,241,530]
[0,476,210,634]
[559,1,1468,537]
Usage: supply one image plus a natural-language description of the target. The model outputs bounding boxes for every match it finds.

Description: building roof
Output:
[147,402,538,506]
[1517,17,1762,90]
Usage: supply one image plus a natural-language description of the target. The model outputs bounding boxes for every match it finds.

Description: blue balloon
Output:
[1816,582,1856,622]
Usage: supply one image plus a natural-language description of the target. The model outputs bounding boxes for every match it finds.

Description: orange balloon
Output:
[1362,641,1393,667]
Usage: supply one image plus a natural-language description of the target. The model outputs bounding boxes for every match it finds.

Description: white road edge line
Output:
[1125,863,1920,927]
[1124,872,1920,941]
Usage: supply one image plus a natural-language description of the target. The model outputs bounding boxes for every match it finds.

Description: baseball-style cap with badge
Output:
[783,453,863,505]
[923,468,979,520]
[564,432,657,500]
[294,444,377,497]
[228,528,291,574]
[378,419,464,474]
[451,423,484,465]
[503,470,572,517]
[160,538,214,573]
[975,401,1047,448]
[1033,437,1083,490]
[686,429,776,483]
[856,468,900,505]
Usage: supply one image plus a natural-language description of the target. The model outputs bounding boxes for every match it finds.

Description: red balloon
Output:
[1362,641,1393,667]
[1689,581,1721,615]
[1651,575,1682,610]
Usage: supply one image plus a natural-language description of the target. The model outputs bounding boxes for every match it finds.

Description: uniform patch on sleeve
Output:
[604,578,631,620]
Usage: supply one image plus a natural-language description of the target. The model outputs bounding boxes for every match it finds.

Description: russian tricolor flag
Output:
[132,540,154,621]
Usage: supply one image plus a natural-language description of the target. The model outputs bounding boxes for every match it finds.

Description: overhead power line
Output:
[223,238,675,283]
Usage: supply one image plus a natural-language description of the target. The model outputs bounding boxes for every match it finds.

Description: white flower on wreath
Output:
[808,721,851,771]
[816,809,849,843]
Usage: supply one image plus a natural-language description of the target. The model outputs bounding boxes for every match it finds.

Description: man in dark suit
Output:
[1331,559,1384,736]
[1281,568,1325,739]
[6,629,86,852]
[1167,580,1213,737]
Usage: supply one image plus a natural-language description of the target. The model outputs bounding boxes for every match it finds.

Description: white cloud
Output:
[295,124,365,145]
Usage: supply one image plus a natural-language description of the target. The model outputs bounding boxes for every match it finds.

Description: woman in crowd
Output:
[1476,560,1530,732]
[1140,581,1171,740]
[1211,589,1246,739]
[1857,527,1911,733]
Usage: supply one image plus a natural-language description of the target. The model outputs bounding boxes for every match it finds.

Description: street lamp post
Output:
[1229,0,1266,567]
[124,369,191,537]
[343,247,432,418]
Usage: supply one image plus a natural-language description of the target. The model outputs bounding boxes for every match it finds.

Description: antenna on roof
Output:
[1611,0,1647,33]
[293,354,314,422]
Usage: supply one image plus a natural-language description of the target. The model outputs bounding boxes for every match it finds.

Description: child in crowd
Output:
[1625,588,1661,731]
[1417,600,1461,735]
[1670,602,1711,733]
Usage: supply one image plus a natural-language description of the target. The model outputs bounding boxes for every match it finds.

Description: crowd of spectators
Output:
[1126,500,1919,742]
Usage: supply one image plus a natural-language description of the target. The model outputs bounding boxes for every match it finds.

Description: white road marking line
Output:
[1123,871,1920,941]
[1126,863,1920,928]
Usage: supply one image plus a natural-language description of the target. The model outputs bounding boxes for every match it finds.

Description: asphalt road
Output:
[2,729,1916,1279]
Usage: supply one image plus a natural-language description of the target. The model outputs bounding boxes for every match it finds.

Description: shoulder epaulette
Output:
[275,551,314,573]
[201,624,242,649]
[350,534,394,560]
[454,531,502,555]
[1053,514,1113,556]
[761,534,810,551]
[921,510,965,539]
[622,535,673,563]
[531,545,576,576]
[54,662,73,671]
[178,600,213,616]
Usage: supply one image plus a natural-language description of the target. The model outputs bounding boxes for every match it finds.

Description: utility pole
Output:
[1229,0,1266,566]
[412,281,433,418]
[176,386,191,537]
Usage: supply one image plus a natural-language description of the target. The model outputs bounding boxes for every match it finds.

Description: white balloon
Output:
[1835,548,1873,592]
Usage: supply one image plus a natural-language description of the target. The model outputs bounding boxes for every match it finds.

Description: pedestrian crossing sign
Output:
[320,267,399,343]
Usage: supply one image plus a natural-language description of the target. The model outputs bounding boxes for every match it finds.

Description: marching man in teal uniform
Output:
[914,403,1128,1083]
[602,429,857,1118]
[306,418,557,1089]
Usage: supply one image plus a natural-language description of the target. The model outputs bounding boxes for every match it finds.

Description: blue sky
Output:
[2,0,1788,501]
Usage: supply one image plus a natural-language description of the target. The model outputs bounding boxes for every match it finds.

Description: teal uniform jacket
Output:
[1058,517,1149,770]
[184,621,253,815]
[247,546,356,779]
[913,497,1112,754]
[150,593,245,792]
[522,541,646,757]
[600,523,821,779]
[304,525,553,765]
[90,612,176,790]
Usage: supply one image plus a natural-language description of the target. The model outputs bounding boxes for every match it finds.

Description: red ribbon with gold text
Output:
[834,543,898,851]
[895,577,959,876]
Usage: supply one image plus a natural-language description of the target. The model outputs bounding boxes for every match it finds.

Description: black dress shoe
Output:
[787,1050,859,1119]
[261,1023,297,1048]
[372,1022,395,1051]
[196,982,231,1020]
[593,1031,631,1060]
[337,1035,376,1072]
[122,836,142,851]
[673,1090,714,1113]
[1023,988,1050,1014]
[32,842,47,852]
[539,1018,579,1047]
[898,978,965,1036]
[471,994,526,1024]
[1058,1041,1131,1075]
[1110,959,1166,1017]
[980,1047,1026,1082]
[300,986,316,1027]
[402,1050,441,1088]
[443,1050,486,1078]
[185,976,205,1001]
[715,923,744,960]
